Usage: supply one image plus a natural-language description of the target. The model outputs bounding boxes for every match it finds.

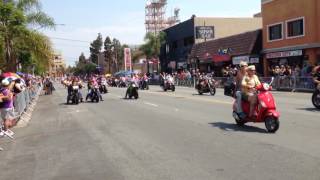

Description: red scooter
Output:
[232,78,280,133]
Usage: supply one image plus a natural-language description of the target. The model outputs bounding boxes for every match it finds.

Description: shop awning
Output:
[190,29,262,62]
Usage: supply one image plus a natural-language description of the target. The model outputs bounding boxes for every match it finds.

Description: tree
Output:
[79,52,86,64]
[0,0,55,71]
[90,33,103,64]
[112,38,121,72]
[140,32,166,73]
[103,36,112,73]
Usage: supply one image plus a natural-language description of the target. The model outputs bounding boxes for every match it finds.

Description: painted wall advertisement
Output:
[124,48,132,71]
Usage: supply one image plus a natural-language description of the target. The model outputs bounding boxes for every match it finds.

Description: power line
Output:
[49,37,91,43]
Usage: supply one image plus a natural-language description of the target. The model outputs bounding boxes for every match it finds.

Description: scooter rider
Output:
[235,61,248,118]
[241,65,261,118]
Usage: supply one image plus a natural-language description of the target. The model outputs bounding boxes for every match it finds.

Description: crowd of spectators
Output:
[0,73,43,142]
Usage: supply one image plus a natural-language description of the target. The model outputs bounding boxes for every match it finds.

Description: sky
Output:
[41,0,261,66]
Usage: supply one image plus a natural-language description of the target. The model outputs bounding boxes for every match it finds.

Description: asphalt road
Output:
[1,84,320,180]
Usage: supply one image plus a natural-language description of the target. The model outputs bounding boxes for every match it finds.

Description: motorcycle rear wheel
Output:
[312,91,320,109]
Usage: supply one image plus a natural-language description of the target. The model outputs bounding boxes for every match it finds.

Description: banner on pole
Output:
[124,48,132,71]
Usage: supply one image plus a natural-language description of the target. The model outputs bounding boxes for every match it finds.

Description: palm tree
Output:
[0,0,55,71]
[140,32,166,73]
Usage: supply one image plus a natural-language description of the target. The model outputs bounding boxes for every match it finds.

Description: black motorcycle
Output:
[312,85,320,109]
[139,79,149,90]
[126,82,139,99]
[99,83,108,94]
[86,87,100,103]
[196,78,216,96]
[67,85,80,104]
[118,80,127,88]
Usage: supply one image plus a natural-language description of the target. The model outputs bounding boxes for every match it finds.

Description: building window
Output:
[268,23,283,41]
[287,17,304,38]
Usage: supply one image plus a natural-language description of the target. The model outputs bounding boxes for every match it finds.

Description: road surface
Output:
[0,84,319,180]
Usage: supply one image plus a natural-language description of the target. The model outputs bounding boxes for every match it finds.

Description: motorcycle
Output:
[86,87,100,103]
[126,82,139,99]
[118,80,127,88]
[312,84,320,109]
[139,78,149,90]
[99,81,108,94]
[162,77,175,92]
[196,77,216,96]
[67,85,80,104]
[232,78,280,133]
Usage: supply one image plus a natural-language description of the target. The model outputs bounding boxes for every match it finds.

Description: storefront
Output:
[263,48,320,76]
[266,50,304,66]
[189,29,263,76]
[232,55,263,74]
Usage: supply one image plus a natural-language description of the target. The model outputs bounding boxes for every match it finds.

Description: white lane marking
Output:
[144,102,159,107]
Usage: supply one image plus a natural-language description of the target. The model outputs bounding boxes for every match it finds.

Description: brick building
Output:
[262,0,320,76]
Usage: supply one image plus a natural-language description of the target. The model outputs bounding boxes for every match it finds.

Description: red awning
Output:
[212,54,231,63]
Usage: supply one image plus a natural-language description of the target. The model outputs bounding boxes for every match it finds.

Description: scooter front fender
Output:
[265,109,280,119]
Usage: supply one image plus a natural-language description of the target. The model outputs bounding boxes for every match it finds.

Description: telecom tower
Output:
[145,0,180,34]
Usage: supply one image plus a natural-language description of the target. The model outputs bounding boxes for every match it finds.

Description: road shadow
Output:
[122,98,139,101]
[209,122,268,134]
[192,93,213,97]
[296,107,320,112]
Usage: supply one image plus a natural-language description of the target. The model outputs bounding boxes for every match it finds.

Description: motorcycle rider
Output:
[313,64,320,88]
[235,61,248,118]
[68,77,83,102]
[86,77,103,101]
[241,65,261,118]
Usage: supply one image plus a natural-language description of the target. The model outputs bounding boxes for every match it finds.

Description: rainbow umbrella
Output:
[1,72,21,79]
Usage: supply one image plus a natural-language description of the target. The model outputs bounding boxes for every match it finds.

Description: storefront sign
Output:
[250,57,260,64]
[266,50,303,59]
[232,56,250,65]
[196,26,215,39]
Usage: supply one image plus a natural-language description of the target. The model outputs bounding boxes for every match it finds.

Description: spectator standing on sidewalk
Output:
[0,79,15,137]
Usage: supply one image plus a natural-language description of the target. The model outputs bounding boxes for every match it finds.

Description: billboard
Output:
[196,26,215,39]
[124,48,132,71]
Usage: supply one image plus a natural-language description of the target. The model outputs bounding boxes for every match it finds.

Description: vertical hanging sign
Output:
[124,48,132,71]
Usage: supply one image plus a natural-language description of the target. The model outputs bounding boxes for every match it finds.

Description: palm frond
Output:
[16,0,41,12]
[26,11,55,29]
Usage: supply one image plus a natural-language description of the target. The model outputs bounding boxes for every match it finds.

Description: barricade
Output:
[149,76,315,92]
[13,83,42,119]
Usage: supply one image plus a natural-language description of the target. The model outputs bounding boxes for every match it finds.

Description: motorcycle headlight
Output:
[263,84,270,91]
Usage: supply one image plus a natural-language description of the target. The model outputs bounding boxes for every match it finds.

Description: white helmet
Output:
[1,78,10,86]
